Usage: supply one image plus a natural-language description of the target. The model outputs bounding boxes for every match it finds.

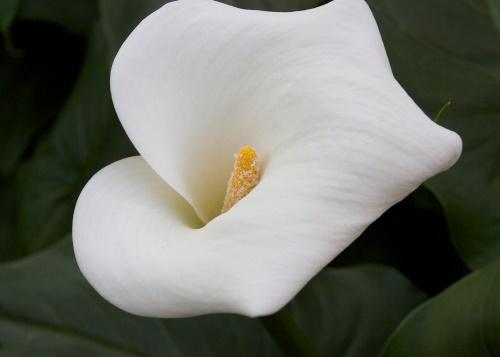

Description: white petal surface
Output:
[111,0,460,223]
[74,156,343,317]
[74,0,463,317]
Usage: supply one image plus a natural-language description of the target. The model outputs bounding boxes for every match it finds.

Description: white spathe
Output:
[73,0,462,318]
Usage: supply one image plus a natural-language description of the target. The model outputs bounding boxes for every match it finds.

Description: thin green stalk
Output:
[434,100,452,123]
[259,308,320,357]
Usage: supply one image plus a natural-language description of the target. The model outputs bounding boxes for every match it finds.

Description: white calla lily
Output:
[73,0,461,318]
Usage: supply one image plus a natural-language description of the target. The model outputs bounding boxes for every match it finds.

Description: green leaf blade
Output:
[0,237,424,356]
[382,258,500,356]
[15,25,136,252]
[368,0,500,269]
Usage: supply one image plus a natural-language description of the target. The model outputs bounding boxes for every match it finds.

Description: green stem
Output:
[259,308,320,357]
[434,100,452,123]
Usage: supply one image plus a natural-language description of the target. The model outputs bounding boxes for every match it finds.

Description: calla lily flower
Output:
[73,0,461,318]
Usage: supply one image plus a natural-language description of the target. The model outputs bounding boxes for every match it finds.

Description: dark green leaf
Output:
[0,238,280,356]
[0,22,84,175]
[16,26,135,252]
[0,0,19,34]
[0,237,424,356]
[334,187,469,296]
[224,0,328,11]
[290,266,426,356]
[0,176,25,261]
[367,0,500,268]
[15,0,97,35]
[382,258,500,356]
[489,0,500,34]
[0,21,84,260]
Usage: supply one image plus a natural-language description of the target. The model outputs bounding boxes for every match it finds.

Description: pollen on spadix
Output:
[221,146,260,213]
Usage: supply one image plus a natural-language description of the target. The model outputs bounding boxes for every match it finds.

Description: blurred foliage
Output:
[333,186,469,296]
[368,0,500,270]
[0,21,83,175]
[16,26,135,252]
[0,20,85,259]
[15,0,97,35]
[0,0,498,355]
[382,258,500,356]
[0,238,423,356]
